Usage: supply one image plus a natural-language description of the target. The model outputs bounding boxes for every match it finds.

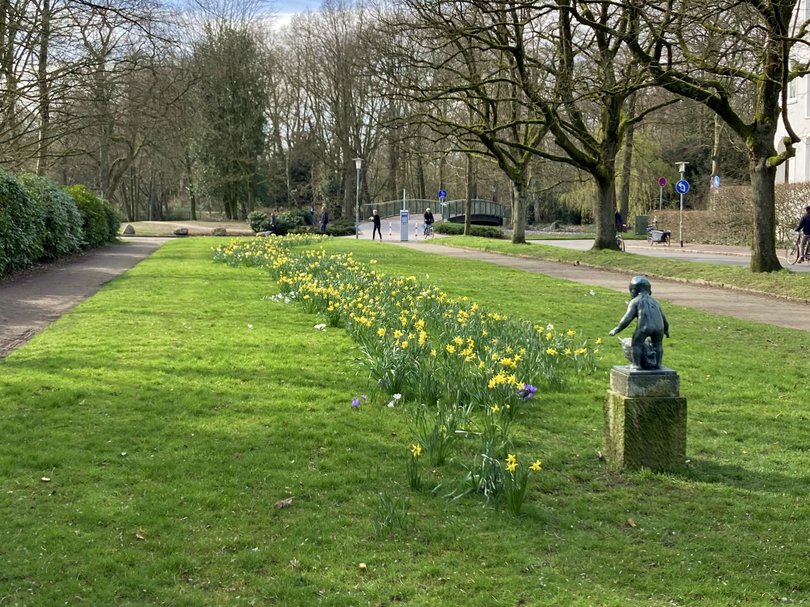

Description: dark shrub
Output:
[249,209,309,235]
[273,211,307,236]
[104,204,120,241]
[65,185,119,247]
[247,210,269,232]
[0,167,43,276]
[435,222,505,239]
[326,220,357,237]
[20,173,84,260]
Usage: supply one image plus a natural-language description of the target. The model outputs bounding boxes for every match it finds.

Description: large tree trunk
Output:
[710,115,722,190]
[750,157,781,272]
[388,135,398,201]
[415,155,426,199]
[36,0,50,176]
[185,150,197,221]
[511,166,529,244]
[464,153,473,234]
[592,174,619,250]
[511,181,528,244]
[618,94,636,224]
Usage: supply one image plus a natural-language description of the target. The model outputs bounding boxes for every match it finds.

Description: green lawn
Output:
[440,235,810,301]
[1,237,808,606]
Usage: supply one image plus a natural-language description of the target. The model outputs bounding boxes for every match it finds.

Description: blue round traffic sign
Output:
[712,175,720,189]
[438,189,447,199]
[675,179,690,194]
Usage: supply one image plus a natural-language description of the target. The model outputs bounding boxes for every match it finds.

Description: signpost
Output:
[675,162,689,248]
[675,179,690,195]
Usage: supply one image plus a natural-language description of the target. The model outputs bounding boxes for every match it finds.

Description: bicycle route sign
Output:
[438,189,447,201]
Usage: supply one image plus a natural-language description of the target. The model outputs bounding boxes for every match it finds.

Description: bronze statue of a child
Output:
[609,276,669,370]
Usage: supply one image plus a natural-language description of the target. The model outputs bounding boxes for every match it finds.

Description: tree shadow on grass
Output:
[680,458,810,496]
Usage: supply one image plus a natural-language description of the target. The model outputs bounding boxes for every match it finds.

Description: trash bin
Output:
[634,215,648,235]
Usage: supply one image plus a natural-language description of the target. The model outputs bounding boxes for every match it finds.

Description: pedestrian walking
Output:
[371,209,382,240]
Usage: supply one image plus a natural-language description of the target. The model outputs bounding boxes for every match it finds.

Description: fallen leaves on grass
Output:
[274,496,294,509]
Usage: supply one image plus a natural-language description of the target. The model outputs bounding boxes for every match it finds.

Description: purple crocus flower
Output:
[351,397,362,409]
[519,384,538,400]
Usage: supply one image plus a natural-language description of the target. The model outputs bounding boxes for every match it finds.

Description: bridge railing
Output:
[370,198,510,221]
[443,199,511,221]
[369,199,439,218]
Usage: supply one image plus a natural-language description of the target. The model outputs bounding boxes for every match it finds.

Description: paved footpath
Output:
[386,240,810,332]
[0,237,168,358]
[2,234,809,359]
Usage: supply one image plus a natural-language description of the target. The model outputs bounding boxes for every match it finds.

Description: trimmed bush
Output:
[247,210,269,233]
[249,208,310,236]
[274,211,307,236]
[20,173,84,260]
[0,167,43,276]
[65,185,119,247]
[324,219,357,237]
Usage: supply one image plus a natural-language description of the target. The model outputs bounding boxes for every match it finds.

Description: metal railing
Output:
[367,198,510,221]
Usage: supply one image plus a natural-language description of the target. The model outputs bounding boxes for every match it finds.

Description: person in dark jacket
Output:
[795,206,810,261]
[320,205,329,234]
[423,208,435,236]
[370,209,382,240]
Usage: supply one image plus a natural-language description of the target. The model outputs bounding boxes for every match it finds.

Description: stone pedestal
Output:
[604,365,687,471]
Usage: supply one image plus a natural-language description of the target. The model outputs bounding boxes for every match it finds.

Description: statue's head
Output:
[629,275,652,296]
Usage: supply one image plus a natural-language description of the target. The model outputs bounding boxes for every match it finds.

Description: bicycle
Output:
[785,233,810,265]
[423,223,435,238]
[615,229,625,252]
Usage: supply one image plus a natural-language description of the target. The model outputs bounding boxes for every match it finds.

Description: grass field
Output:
[1,237,808,606]
[440,235,810,301]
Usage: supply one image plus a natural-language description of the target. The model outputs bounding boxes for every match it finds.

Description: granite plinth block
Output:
[604,366,687,471]
[610,365,680,397]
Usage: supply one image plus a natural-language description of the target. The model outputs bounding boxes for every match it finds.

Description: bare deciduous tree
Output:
[621,0,810,271]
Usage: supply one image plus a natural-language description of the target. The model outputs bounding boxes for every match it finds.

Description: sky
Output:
[274,0,322,26]
[276,0,322,13]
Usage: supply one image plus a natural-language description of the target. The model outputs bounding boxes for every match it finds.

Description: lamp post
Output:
[354,157,362,239]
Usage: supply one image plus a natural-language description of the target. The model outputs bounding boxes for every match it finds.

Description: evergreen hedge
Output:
[0,173,119,278]
[435,222,505,239]
[20,173,84,260]
[0,168,42,276]
[65,184,120,247]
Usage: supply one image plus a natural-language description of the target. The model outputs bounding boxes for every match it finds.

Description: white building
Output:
[775,0,810,184]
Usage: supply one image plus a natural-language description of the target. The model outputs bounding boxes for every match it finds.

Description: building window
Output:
[788,79,798,101]
[787,70,798,101]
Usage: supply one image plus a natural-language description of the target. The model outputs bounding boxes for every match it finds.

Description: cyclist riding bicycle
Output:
[795,205,810,262]
[424,208,435,236]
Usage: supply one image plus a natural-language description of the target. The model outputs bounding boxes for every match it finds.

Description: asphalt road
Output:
[530,237,810,272]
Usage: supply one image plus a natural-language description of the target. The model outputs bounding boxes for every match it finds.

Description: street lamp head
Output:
[354,157,363,170]
[675,161,688,173]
